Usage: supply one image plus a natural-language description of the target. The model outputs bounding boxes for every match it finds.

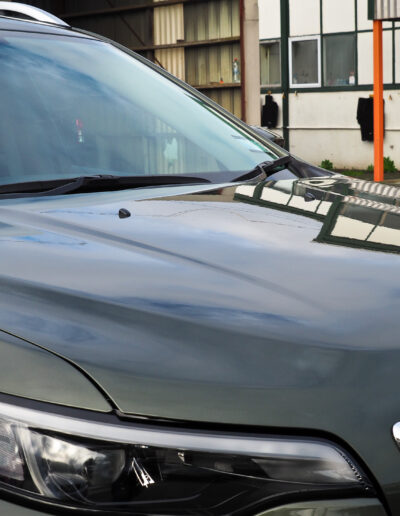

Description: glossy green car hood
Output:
[0,331,110,412]
[0,175,400,511]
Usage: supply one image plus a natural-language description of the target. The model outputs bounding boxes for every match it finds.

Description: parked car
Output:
[0,3,398,516]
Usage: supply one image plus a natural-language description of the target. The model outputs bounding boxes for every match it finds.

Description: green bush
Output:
[384,156,397,173]
[366,159,397,173]
[320,159,333,171]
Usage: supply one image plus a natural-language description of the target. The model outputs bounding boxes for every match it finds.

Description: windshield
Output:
[0,31,280,186]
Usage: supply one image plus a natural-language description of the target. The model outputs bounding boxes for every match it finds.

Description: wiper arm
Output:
[255,155,292,175]
[233,155,292,183]
[0,174,212,199]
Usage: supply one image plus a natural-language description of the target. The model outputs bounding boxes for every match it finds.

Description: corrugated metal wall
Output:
[372,0,400,19]
[155,48,185,80]
[154,2,184,44]
[205,88,242,117]
[154,2,185,81]
[72,11,153,50]
[183,0,241,118]
[185,42,241,86]
[185,0,240,41]
[20,0,154,60]
[63,1,145,14]
[15,0,243,118]
[63,0,153,60]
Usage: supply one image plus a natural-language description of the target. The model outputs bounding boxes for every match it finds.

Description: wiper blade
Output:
[0,174,212,199]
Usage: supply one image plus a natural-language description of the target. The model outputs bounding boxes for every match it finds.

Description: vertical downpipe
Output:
[373,19,384,181]
[280,0,290,150]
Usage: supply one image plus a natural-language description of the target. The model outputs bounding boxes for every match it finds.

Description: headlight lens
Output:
[0,401,373,514]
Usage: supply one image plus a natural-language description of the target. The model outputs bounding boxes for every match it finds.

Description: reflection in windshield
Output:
[235,177,400,254]
[0,33,278,186]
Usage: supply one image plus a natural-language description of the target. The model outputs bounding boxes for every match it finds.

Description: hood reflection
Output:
[235,176,400,254]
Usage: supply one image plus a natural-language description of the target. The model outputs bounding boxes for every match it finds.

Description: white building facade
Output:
[259,0,400,169]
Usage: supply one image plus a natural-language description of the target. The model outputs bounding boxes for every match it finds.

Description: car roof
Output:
[0,15,95,39]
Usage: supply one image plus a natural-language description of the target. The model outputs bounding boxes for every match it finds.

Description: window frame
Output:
[259,38,281,88]
[289,35,321,88]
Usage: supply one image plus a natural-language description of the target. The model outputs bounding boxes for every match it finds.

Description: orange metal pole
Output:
[373,20,384,182]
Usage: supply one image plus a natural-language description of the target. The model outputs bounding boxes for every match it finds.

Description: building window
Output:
[260,40,281,87]
[323,34,356,87]
[289,36,321,88]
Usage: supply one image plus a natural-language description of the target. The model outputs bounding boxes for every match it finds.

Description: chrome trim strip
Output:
[1,401,348,464]
[0,2,69,27]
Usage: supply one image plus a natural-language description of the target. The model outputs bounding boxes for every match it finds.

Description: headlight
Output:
[0,401,373,514]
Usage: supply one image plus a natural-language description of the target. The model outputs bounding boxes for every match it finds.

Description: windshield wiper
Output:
[0,174,212,199]
[255,155,292,176]
[232,155,292,183]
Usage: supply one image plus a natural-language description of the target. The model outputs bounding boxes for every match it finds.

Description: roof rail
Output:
[0,2,69,27]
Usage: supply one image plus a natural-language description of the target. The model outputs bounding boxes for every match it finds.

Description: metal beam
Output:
[129,36,240,52]
[62,0,209,21]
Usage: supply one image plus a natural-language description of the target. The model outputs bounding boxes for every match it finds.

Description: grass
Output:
[319,156,400,181]
[339,170,367,177]
[335,169,400,182]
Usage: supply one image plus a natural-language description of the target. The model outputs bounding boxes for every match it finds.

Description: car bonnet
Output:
[0,177,400,499]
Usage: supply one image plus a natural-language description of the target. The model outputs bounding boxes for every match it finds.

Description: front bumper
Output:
[0,498,387,516]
